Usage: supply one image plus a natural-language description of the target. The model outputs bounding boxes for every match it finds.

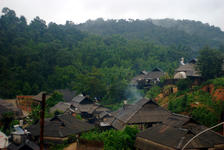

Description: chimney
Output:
[123,100,127,110]
[180,57,185,65]
[124,100,127,105]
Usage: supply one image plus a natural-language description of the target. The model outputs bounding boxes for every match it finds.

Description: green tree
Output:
[197,47,223,80]
[46,91,64,110]
[0,112,14,134]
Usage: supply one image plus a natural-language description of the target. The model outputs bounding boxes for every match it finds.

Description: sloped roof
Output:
[71,94,88,104]
[147,71,165,79]
[163,113,191,127]
[141,70,148,75]
[136,124,188,149]
[50,102,71,113]
[189,58,197,64]
[136,123,224,149]
[8,140,39,150]
[131,68,164,85]
[32,92,51,102]
[111,98,171,129]
[128,101,171,124]
[0,104,11,116]
[95,106,110,113]
[78,104,99,114]
[28,114,94,138]
[152,67,163,72]
[0,100,23,119]
[57,89,76,102]
[131,74,151,85]
[175,63,200,77]
[98,111,110,119]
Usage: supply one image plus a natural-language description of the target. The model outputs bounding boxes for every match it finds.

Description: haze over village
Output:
[0,0,224,150]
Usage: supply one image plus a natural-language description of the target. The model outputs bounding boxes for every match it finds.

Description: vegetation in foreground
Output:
[80,126,139,150]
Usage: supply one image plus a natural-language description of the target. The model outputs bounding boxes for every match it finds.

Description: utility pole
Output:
[40,93,46,150]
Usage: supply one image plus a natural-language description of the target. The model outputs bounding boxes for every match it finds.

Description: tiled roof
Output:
[111,98,171,130]
[136,122,224,149]
[28,114,94,138]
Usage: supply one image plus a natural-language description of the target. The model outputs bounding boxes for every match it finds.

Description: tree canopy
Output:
[0,8,223,104]
[197,47,224,80]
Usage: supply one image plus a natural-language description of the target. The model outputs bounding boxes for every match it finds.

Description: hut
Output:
[49,102,71,114]
[105,98,171,130]
[0,100,23,119]
[27,114,94,143]
[174,58,202,84]
[131,67,165,89]
[135,113,224,150]
[16,92,50,113]
[135,123,224,150]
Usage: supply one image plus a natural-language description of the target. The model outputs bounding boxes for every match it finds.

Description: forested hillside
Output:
[0,8,222,105]
[77,18,224,51]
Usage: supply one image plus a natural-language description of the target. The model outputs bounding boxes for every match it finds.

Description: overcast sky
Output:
[0,0,223,30]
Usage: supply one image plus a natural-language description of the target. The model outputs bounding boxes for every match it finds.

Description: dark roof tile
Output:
[27,114,94,138]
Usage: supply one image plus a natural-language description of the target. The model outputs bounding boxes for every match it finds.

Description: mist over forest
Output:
[0,7,224,104]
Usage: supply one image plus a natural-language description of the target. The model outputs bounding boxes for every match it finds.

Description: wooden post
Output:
[40,93,46,150]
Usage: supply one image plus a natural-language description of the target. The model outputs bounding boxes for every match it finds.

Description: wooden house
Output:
[174,58,202,85]
[71,94,93,107]
[16,92,50,113]
[69,94,110,123]
[131,67,165,89]
[103,98,171,130]
[27,114,94,143]
[49,102,71,114]
[0,100,23,119]
[8,140,39,150]
[135,113,224,150]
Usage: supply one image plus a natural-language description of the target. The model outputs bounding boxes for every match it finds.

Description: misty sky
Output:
[0,0,223,30]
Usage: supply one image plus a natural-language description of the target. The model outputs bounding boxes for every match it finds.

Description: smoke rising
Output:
[125,85,143,103]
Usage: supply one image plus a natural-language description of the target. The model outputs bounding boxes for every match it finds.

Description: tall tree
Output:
[197,47,223,80]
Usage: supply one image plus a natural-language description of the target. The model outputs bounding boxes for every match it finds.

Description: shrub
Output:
[176,79,192,91]
[146,86,161,99]
[80,126,139,150]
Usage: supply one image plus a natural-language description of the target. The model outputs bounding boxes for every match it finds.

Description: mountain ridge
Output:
[76,18,224,51]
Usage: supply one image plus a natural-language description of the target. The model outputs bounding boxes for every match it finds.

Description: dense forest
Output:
[77,18,224,51]
[0,8,224,105]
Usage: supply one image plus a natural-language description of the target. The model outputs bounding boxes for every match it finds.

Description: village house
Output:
[0,99,23,119]
[8,140,39,150]
[69,94,110,123]
[49,101,71,114]
[135,113,224,150]
[102,98,171,130]
[174,58,201,84]
[96,111,114,129]
[71,94,93,106]
[16,92,51,113]
[27,114,94,144]
[131,67,165,89]
[7,125,40,150]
